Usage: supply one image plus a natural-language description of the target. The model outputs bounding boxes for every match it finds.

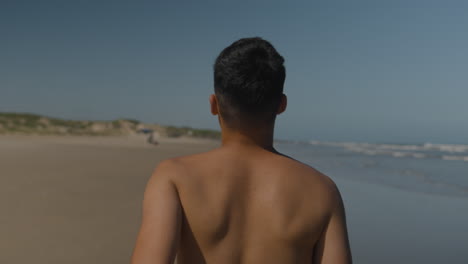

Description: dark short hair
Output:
[214,37,286,126]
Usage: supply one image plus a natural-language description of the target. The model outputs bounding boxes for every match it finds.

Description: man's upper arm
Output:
[313,182,352,264]
[131,160,182,264]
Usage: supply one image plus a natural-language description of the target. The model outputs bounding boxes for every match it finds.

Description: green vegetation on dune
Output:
[0,112,41,127]
[0,112,110,135]
[0,112,220,139]
[164,126,190,138]
[164,126,221,139]
[190,129,221,139]
[122,118,140,125]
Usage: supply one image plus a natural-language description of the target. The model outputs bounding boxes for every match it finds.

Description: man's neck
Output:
[220,126,276,152]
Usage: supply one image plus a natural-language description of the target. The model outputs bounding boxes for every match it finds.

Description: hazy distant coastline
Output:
[0,112,221,139]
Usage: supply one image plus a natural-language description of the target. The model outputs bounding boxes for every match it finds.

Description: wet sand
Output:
[1,135,467,264]
[337,178,468,264]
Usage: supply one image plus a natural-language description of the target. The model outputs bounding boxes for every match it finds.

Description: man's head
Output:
[211,37,286,129]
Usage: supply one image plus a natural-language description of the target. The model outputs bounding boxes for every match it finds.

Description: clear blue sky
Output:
[1,0,467,144]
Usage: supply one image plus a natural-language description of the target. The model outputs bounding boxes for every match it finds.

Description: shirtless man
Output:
[131,37,352,264]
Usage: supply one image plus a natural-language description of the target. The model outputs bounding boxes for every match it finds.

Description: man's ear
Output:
[209,94,219,115]
[277,94,287,115]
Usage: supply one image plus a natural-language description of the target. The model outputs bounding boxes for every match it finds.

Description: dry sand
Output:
[0,135,218,264]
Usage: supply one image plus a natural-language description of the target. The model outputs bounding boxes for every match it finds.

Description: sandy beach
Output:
[0,135,218,264]
[1,135,467,264]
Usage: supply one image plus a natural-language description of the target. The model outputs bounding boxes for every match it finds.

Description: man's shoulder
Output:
[276,153,333,181]
[276,154,341,203]
[162,149,219,166]
[152,149,219,178]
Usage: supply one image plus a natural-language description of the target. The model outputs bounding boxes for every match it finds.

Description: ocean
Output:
[277,141,468,198]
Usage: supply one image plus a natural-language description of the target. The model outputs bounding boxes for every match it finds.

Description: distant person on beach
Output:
[131,37,352,264]
[147,131,158,146]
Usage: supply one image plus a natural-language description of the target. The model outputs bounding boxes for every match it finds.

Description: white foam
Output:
[309,140,468,154]
[424,143,468,153]
[308,140,468,161]
[442,155,468,162]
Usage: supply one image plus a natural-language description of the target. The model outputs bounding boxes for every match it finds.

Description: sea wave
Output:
[442,155,468,161]
[308,140,468,162]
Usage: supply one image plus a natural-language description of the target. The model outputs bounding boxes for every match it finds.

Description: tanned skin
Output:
[131,94,352,264]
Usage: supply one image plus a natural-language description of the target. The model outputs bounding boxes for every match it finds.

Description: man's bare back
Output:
[132,144,351,264]
[131,37,351,264]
